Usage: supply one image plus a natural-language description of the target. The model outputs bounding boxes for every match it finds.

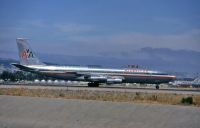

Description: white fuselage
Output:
[20,64,176,84]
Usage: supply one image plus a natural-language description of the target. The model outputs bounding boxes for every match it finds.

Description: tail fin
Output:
[16,38,44,65]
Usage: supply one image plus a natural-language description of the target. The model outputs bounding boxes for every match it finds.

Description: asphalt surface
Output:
[0,95,199,128]
[1,84,200,95]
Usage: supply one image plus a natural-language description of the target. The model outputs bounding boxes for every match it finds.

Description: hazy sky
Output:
[0,0,200,58]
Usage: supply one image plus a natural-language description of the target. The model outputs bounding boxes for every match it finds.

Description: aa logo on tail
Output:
[20,49,34,59]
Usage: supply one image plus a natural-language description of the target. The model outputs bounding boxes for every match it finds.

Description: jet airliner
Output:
[12,38,176,89]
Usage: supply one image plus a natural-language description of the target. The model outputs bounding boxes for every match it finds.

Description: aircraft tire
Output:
[156,85,159,89]
[88,82,99,87]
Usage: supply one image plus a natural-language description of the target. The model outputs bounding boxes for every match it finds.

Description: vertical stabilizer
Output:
[16,38,44,65]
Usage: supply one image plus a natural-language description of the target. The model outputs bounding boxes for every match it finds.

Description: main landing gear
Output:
[155,85,160,89]
[88,82,99,87]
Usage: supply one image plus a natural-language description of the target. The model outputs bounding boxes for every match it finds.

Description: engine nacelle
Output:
[86,76,107,82]
[85,75,123,84]
[106,78,122,84]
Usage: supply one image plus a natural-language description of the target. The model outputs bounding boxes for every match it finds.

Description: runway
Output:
[0,95,199,128]
[0,84,200,95]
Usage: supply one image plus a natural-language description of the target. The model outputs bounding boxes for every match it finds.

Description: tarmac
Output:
[0,95,200,128]
[1,84,200,94]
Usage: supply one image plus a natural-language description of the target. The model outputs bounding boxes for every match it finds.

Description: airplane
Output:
[12,38,176,89]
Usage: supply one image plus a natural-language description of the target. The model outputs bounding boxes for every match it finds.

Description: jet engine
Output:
[85,75,123,84]
[86,76,107,82]
[106,78,123,84]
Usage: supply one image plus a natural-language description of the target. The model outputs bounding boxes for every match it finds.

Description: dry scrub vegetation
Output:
[0,88,200,106]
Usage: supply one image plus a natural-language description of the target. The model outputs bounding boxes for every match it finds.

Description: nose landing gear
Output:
[156,85,160,89]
